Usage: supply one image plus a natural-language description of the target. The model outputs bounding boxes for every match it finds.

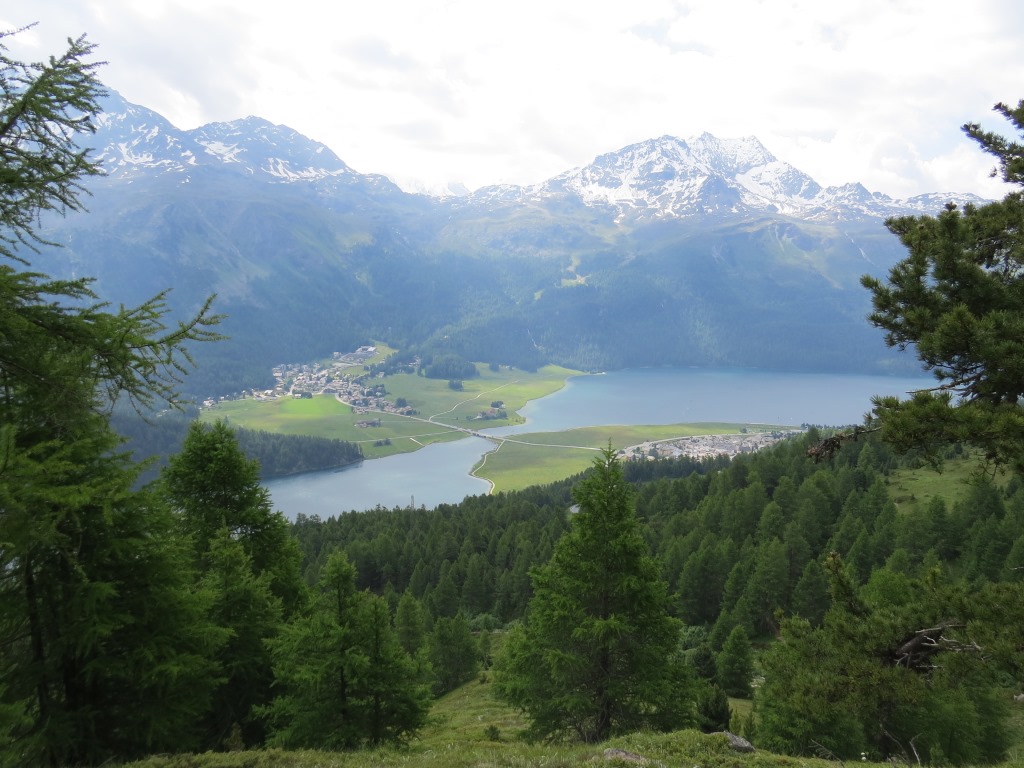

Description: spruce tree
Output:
[716,625,753,698]
[495,448,694,742]
[428,612,479,696]
[197,534,282,749]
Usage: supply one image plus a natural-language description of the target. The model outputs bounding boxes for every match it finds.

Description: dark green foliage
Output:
[0,30,224,765]
[716,626,753,698]
[790,559,830,626]
[262,552,430,749]
[695,683,732,733]
[495,449,695,743]
[233,427,362,477]
[162,420,306,616]
[161,421,305,748]
[198,534,282,748]
[688,644,718,682]
[423,354,478,380]
[395,590,428,656]
[863,100,1024,473]
[756,556,1015,763]
[289,481,576,618]
[115,405,370,486]
[427,613,479,696]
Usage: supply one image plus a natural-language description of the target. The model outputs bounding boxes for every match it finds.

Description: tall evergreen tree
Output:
[716,625,753,698]
[427,613,479,696]
[495,449,694,742]
[860,100,1024,473]
[197,534,282,749]
[263,552,430,749]
[162,420,305,616]
[0,28,227,766]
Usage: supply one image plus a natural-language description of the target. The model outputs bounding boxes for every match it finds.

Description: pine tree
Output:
[861,100,1024,474]
[494,448,694,742]
[428,613,479,696]
[0,29,223,765]
[197,534,282,749]
[395,590,428,656]
[695,683,732,733]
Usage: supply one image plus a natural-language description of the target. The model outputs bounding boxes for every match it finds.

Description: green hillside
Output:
[120,671,1024,767]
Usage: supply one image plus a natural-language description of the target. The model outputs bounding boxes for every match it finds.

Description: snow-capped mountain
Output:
[464,133,987,223]
[86,90,986,224]
[39,90,989,396]
[87,91,399,191]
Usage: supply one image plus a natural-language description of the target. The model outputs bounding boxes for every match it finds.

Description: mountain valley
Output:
[31,90,978,397]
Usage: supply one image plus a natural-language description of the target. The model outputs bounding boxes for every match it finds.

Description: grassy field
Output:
[121,673,831,768]
[887,452,1010,514]
[475,423,796,492]
[202,364,579,460]
[123,671,1024,768]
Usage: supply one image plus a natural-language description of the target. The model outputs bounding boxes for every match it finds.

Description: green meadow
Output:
[121,671,939,768]
[204,361,798,489]
[475,423,797,492]
[202,364,580,459]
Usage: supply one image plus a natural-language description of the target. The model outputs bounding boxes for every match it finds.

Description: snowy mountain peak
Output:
[85,94,988,224]
[511,133,823,220]
[463,132,982,223]
[86,90,358,183]
[189,116,352,180]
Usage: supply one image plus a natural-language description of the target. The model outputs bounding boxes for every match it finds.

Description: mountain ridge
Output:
[32,89,961,396]
[89,90,986,223]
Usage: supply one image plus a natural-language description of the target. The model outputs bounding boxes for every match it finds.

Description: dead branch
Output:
[807,425,881,462]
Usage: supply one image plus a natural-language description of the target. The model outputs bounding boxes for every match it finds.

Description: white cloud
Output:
[8,0,1024,197]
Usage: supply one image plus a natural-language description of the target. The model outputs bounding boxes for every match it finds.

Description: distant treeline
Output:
[111,407,362,482]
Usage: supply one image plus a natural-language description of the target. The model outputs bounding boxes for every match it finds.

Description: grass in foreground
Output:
[123,673,990,768]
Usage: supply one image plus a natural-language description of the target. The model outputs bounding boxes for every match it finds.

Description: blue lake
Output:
[264,367,930,518]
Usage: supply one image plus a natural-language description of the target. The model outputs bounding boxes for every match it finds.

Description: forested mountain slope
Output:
[289,430,1024,761]
[30,91,980,396]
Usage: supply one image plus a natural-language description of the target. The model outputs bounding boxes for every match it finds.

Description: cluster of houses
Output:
[203,347,413,419]
[621,429,802,462]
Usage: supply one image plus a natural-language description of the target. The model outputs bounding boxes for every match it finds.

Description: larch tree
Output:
[162,420,305,617]
[161,420,306,748]
[495,448,694,743]
[0,28,224,765]
[262,551,430,749]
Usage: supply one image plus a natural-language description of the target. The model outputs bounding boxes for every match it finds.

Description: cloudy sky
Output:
[7,1,1024,198]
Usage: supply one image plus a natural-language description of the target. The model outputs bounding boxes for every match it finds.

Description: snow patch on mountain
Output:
[88,91,362,185]
[87,90,989,223]
[461,134,988,223]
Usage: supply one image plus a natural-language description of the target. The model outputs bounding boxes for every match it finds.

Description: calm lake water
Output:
[264,367,930,518]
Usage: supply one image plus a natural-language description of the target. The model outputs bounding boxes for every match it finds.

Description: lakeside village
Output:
[204,346,420,417]
[204,346,805,463]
